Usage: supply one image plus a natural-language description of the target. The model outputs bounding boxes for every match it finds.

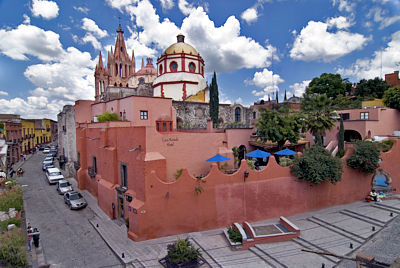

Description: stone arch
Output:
[344,129,362,142]
[371,168,392,195]
[238,145,246,164]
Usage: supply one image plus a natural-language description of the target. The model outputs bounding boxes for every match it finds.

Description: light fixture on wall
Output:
[128,145,142,152]
[244,171,249,180]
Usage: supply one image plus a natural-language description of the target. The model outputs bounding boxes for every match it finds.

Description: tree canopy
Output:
[347,140,380,173]
[209,72,219,125]
[355,77,390,99]
[255,107,303,150]
[383,86,400,110]
[301,93,337,146]
[306,73,351,99]
[291,145,343,185]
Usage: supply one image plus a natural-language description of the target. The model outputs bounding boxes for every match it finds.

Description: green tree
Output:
[307,73,351,99]
[301,93,337,146]
[347,140,380,173]
[166,238,202,265]
[275,90,279,103]
[284,90,287,101]
[291,146,343,185]
[383,86,400,110]
[337,117,345,158]
[355,77,390,99]
[209,71,219,125]
[332,95,362,110]
[255,107,303,150]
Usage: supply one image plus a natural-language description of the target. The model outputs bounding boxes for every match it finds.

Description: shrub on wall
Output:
[347,140,380,173]
[0,228,27,267]
[379,139,394,152]
[291,146,343,185]
[0,186,23,212]
[227,226,242,243]
[96,112,121,122]
[279,156,294,167]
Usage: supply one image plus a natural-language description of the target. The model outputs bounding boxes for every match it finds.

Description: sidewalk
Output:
[65,173,400,268]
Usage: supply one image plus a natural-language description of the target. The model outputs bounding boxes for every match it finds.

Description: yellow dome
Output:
[162,34,199,56]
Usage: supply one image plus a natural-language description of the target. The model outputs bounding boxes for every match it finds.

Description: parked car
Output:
[45,167,64,184]
[64,191,87,210]
[57,180,73,195]
[49,150,57,157]
[43,148,50,154]
[42,160,53,170]
[44,163,55,171]
[39,145,46,151]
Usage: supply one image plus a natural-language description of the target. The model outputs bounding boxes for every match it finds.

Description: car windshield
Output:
[70,193,83,200]
[50,171,61,176]
[59,182,70,187]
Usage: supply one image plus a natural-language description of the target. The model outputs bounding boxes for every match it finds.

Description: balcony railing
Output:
[88,166,96,178]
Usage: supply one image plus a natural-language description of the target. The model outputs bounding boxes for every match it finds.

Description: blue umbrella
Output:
[246,149,271,158]
[274,148,297,156]
[206,154,231,162]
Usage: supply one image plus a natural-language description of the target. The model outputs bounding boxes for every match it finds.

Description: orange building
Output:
[385,70,400,87]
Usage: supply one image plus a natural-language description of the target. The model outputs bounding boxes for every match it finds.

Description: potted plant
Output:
[161,238,202,267]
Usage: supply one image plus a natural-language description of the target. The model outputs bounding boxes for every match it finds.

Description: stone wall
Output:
[172,101,252,128]
[57,105,77,178]
[102,83,153,102]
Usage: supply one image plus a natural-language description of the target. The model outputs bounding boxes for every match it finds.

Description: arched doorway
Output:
[371,169,392,195]
[238,145,246,166]
[344,130,362,142]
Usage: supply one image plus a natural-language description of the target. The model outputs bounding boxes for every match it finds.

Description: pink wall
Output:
[126,140,400,241]
[74,100,95,123]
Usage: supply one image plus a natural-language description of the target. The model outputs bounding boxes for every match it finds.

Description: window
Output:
[140,110,148,120]
[159,65,163,75]
[170,61,178,72]
[163,122,167,131]
[189,62,195,72]
[341,113,350,120]
[121,163,128,187]
[123,111,126,121]
[235,107,241,122]
[77,152,80,164]
[93,156,97,173]
[360,112,369,120]
[253,111,256,119]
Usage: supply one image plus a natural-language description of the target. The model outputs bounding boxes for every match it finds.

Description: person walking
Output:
[32,228,40,248]
[27,224,33,251]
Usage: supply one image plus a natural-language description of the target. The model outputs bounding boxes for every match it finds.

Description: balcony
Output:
[88,166,96,178]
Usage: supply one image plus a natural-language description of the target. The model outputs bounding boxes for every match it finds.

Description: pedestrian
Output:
[27,224,33,251]
[32,228,40,248]
[9,167,15,178]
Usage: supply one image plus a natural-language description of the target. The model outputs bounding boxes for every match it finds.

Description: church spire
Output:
[98,51,103,69]
[114,24,129,61]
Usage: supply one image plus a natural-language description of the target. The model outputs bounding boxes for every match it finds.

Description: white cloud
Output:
[31,0,59,20]
[241,8,258,24]
[73,6,90,14]
[0,24,64,61]
[125,27,158,57]
[247,68,284,98]
[332,0,355,13]
[338,30,400,81]
[289,80,311,97]
[290,18,368,62]
[159,0,174,10]
[0,24,96,120]
[81,18,108,39]
[326,16,353,29]
[82,33,102,50]
[0,91,8,96]
[106,0,139,12]
[23,14,30,24]
[106,0,277,73]
[367,7,400,29]
[178,0,207,15]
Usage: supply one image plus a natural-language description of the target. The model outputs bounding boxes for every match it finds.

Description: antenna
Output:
[271,51,274,99]
[380,50,383,79]
[118,16,121,25]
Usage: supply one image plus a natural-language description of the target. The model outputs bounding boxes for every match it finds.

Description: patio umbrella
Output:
[206,154,230,162]
[274,148,297,156]
[245,149,271,158]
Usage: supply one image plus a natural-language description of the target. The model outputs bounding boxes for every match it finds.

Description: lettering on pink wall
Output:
[162,137,179,146]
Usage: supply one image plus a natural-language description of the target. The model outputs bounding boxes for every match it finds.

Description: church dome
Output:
[162,34,199,56]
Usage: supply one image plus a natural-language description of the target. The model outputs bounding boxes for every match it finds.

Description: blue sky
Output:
[0,0,399,120]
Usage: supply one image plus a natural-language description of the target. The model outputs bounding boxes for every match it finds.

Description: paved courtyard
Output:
[17,153,400,267]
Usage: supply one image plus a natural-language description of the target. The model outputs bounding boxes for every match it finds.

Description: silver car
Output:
[57,180,73,195]
[64,191,87,210]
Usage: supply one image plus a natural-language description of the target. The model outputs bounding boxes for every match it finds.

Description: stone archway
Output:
[371,169,392,195]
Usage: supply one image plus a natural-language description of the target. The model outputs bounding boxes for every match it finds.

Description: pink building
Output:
[306,107,400,147]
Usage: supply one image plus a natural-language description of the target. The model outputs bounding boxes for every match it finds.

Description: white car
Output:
[57,180,73,195]
[46,167,64,184]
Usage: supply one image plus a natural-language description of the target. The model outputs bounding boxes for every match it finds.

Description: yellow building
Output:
[21,119,35,153]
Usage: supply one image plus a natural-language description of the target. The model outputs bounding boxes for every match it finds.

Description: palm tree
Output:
[301,93,337,146]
